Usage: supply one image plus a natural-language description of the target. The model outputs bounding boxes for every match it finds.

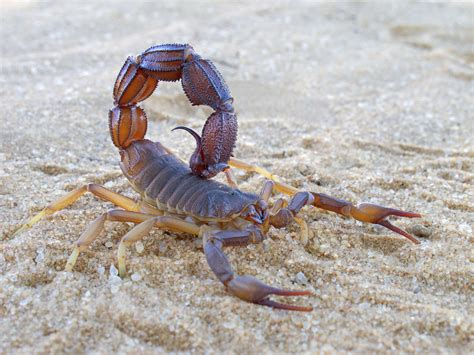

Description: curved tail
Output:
[109,44,237,179]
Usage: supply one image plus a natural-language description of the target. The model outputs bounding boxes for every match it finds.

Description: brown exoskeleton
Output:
[14,44,421,311]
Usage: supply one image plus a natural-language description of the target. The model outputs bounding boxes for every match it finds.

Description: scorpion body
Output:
[14,44,422,312]
[122,139,258,222]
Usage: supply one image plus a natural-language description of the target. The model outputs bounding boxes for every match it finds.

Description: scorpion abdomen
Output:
[121,140,258,220]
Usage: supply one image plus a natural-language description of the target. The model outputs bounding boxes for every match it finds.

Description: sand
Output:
[1,1,473,353]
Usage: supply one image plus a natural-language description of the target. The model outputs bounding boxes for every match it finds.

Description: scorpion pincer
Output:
[13,44,422,312]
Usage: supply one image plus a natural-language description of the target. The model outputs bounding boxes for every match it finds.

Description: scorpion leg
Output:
[201,227,312,312]
[116,216,199,277]
[229,158,421,243]
[269,191,314,246]
[65,210,156,271]
[12,184,162,238]
[65,211,200,273]
[228,158,299,195]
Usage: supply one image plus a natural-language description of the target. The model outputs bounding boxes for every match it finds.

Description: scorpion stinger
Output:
[172,126,206,176]
[172,126,232,177]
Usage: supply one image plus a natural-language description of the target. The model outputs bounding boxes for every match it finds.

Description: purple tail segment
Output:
[109,43,237,179]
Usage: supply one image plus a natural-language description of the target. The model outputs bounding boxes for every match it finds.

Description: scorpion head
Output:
[241,199,269,226]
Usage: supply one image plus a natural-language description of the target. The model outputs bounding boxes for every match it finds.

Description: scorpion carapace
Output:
[13,44,423,312]
[109,43,237,179]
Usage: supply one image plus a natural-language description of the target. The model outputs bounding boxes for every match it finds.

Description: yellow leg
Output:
[294,217,310,247]
[117,216,200,277]
[65,209,157,271]
[12,184,162,238]
[228,158,299,196]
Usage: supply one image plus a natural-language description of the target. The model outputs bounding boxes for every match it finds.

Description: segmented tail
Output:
[109,106,147,149]
[109,44,237,179]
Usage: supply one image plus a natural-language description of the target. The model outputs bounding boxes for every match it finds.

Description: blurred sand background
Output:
[1,1,473,353]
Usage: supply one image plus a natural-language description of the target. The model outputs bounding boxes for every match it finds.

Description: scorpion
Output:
[14,44,421,312]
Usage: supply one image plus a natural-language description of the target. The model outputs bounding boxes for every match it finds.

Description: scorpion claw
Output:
[352,203,422,244]
[257,298,314,312]
[377,219,421,245]
[226,275,313,312]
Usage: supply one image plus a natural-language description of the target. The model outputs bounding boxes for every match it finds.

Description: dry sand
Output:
[1,1,473,353]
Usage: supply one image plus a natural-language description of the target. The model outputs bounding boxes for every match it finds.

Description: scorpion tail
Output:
[110,45,237,179]
[109,54,157,150]
[109,106,148,149]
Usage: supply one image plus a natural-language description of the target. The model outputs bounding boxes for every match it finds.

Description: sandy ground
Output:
[1,1,473,353]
